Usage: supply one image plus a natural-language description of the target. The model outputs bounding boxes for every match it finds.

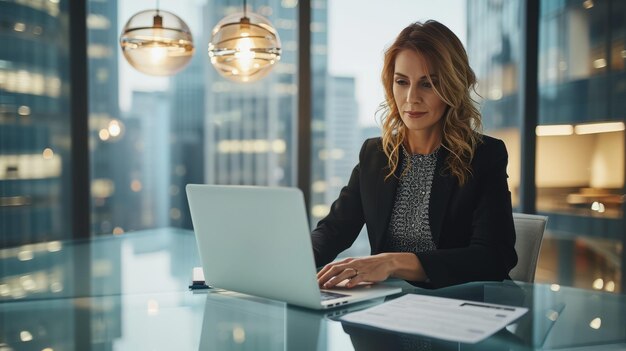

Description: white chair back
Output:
[510,213,548,283]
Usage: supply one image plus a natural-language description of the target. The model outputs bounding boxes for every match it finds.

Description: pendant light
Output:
[120,8,194,76]
[208,0,281,83]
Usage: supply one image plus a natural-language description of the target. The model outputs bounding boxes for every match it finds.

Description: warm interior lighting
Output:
[20,330,33,342]
[312,181,327,193]
[17,105,30,116]
[14,22,26,32]
[232,326,246,344]
[590,201,605,213]
[208,4,281,83]
[99,129,110,141]
[42,148,54,160]
[593,58,607,69]
[0,154,62,180]
[0,69,61,97]
[592,278,604,290]
[120,9,194,76]
[217,139,286,153]
[574,122,625,135]
[17,250,33,261]
[108,120,122,137]
[583,0,594,9]
[537,122,625,136]
[130,179,142,192]
[46,241,62,252]
[20,275,36,291]
[50,281,63,293]
[312,204,330,218]
[535,124,574,136]
[488,88,503,100]
[589,318,602,329]
[91,179,115,198]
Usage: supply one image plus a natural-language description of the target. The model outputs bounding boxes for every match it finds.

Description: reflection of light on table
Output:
[589,317,602,329]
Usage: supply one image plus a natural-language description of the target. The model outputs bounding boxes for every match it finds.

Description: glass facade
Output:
[88,0,127,235]
[467,0,523,209]
[2,0,623,294]
[85,0,317,234]
[204,0,301,188]
[535,0,623,293]
[0,0,72,246]
[468,0,625,293]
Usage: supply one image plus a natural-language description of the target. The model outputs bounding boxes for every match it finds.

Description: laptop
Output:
[186,184,402,310]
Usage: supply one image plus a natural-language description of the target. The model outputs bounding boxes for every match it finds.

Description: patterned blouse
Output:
[384,145,439,253]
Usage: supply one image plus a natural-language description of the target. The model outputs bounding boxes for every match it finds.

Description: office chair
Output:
[509,213,548,283]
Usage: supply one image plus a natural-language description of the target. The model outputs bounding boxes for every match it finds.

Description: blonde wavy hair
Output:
[380,20,482,185]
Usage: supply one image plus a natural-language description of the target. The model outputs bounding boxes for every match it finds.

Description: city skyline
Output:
[117,0,466,126]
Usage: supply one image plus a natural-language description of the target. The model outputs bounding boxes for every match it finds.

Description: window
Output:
[0,0,72,246]
[89,0,298,235]
[320,0,467,258]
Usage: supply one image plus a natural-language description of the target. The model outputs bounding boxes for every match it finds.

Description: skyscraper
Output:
[169,52,206,229]
[88,0,126,235]
[323,75,359,207]
[204,0,299,189]
[202,0,328,227]
[467,0,625,292]
[0,0,71,247]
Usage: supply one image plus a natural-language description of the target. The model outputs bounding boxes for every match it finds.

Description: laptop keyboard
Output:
[320,290,350,301]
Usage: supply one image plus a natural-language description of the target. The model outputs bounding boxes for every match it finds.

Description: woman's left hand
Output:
[316,253,395,289]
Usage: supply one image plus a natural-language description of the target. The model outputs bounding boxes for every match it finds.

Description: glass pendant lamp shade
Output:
[120,10,194,76]
[208,12,281,82]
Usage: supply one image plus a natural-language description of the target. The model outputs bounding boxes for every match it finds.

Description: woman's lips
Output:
[405,111,427,118]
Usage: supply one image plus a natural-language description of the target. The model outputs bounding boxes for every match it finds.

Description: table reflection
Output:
[0,228,200,302]
[197,290,379,351]
[1,228,626,350]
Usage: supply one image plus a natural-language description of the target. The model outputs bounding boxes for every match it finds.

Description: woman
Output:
[313,20,517,289]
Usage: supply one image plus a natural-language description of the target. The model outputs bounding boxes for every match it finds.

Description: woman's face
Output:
[392,49,447,137]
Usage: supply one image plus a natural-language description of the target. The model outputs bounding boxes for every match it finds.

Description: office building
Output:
[169,54,206,229]
[468,0,625,292]
[323,75,359,206]
[2,1,626,349]
[0,0,71,246]
[203,0,329,227]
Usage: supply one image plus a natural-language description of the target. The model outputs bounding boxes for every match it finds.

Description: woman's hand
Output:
[316,253,427,289]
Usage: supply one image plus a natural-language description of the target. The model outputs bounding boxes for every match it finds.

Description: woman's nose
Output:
[407,85,422,103]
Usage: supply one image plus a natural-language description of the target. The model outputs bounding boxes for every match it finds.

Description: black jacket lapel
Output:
[373,151,400,253]
[429,147,455,247]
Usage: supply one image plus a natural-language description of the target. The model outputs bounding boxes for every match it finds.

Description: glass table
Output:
[1,228,625,350]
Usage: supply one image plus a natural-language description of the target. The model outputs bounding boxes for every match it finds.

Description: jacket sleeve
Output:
[415,139,518,288]
[310,140,368,267]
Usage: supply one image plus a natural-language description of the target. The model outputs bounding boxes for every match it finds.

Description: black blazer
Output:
[310,136,518,288]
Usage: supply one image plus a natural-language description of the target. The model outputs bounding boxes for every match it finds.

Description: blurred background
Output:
[0,0,624,299]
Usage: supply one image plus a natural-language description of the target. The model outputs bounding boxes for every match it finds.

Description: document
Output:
[341,294,528,343]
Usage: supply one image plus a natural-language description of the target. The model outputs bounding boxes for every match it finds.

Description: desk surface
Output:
[1,228,625,350]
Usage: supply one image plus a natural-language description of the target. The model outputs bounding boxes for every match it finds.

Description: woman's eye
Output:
[421,81,433,88]
[395,79,409,85]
